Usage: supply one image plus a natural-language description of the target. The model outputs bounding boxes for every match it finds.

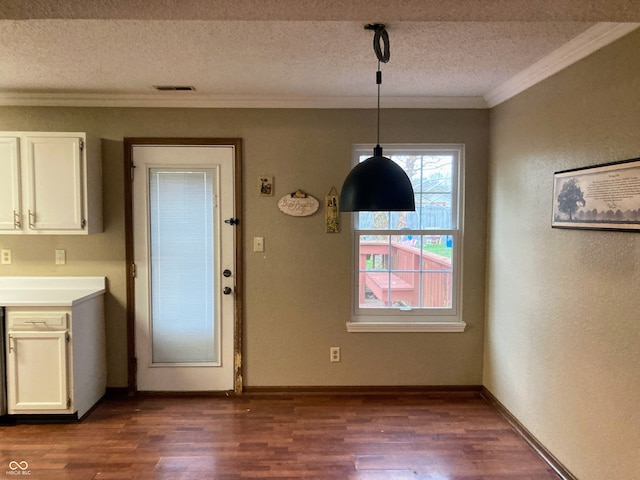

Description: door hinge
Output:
[131,163,136,181]
[67,397,72,409]
[81,218,86,228]
[65,332,70,343]
[79,139,84,152]
[132,263,137,278]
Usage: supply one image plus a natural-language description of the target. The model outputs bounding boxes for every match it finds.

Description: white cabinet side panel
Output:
[0,137,21,230]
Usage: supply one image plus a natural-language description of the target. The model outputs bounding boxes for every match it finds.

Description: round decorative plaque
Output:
[278,190,319,217]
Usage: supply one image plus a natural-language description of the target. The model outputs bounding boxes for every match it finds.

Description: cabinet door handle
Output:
[13,210,21,229]
[28,210,36,229]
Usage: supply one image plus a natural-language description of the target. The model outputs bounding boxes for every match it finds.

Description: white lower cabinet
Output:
[5,296,106,419]
[7,330,69,411]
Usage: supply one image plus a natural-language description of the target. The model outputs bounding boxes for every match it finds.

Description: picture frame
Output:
[552,157,640,231]
[258,176,273,196]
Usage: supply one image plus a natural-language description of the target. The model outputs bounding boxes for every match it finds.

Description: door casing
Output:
[123,138,243,394]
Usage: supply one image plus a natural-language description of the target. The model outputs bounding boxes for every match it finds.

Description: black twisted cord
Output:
[372,26,390,63]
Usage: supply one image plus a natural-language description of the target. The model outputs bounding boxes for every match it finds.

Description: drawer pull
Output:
[24,320,48,324]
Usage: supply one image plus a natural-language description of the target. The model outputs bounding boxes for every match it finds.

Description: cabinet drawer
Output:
[7,310,69,330]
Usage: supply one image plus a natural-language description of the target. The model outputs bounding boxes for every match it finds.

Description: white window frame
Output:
[346,144,466,333]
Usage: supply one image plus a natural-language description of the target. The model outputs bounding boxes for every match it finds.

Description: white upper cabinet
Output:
[0,132,102,234]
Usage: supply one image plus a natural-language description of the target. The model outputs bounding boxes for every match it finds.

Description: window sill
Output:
[346,321,467,333]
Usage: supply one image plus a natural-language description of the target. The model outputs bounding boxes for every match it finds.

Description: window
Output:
[347,144,466,332]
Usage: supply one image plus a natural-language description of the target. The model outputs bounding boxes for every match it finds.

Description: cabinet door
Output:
[0,137,21,230]
[25,136,84,231]
[6,331,69,412]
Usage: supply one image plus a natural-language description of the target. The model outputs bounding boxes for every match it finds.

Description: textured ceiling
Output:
[1,0,639,108]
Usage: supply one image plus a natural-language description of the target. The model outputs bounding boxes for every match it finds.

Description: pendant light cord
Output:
[365,24,390,148]
[377,61,381,145]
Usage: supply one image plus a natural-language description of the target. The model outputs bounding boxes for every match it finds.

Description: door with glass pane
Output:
[132,145,236,391]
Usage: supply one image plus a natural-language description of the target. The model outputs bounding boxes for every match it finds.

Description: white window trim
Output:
[347,143,466,333]
[346,321,467,333]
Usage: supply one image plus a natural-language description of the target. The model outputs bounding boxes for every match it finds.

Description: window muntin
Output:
[351,145,463,323]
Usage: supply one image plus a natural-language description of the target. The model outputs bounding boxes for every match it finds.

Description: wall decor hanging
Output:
[278,190,319,217]
[552,157,640,231]
[258,176,273,196]
[325,187,339,233]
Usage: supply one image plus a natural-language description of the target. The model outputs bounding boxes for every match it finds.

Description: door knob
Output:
[223,287,233,295]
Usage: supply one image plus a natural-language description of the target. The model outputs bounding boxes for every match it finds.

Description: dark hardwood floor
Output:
[0,392,561,479]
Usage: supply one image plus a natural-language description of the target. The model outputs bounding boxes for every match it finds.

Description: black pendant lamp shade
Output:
[340,145,415,211]
[340,24,416,212]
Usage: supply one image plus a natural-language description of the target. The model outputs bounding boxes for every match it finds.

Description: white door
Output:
[133,145,236,391]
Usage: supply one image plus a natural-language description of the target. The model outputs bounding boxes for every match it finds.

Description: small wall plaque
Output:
[258,176,273,196]
[325,187,339,233]
[278,190,319,217]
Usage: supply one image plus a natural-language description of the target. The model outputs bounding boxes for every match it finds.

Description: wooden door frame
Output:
[123,138,244,394]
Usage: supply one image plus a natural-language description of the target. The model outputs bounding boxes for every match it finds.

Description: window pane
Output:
[414,156,453,192]
[420,234,453,261]
[357,233,454,310]
[149,169,216,364]
[358,211,417,230]
[358,235,390,271]
[357,153,454,231]
[415,194,453,229]
[420,235,453,308]
[420,272,453,308]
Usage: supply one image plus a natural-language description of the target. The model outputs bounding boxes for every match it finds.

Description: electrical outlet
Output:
[253,236,265,252]
[55,249,66,265]
[330,347,341,363]
[1,249,11,265]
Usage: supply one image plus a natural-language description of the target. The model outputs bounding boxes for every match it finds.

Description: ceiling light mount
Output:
[339,24,415,212]
[364,23,390,64]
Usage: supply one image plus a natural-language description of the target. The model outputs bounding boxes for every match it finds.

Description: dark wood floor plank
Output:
[0,393,561,479]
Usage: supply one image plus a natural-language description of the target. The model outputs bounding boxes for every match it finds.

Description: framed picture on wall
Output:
[258,176,274,196]
[552,157,640,231]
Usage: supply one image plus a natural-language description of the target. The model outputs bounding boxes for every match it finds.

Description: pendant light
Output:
[340,24,416,212]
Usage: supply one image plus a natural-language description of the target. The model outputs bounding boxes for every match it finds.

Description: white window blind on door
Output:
[148,169,218,364]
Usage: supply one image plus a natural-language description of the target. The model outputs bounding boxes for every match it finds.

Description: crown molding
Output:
[0,92,487,109]
[484,22,640,108]
[0,22,636,110]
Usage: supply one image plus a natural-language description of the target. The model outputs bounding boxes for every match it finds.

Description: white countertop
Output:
[0,276,106,306]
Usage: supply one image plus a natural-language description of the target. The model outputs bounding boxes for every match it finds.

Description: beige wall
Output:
[485,29,640,479]
[0,107,488,388]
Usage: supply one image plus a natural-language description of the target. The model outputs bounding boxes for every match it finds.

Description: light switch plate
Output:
[253,237,265,252]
